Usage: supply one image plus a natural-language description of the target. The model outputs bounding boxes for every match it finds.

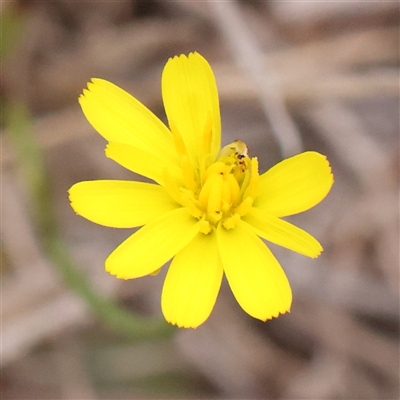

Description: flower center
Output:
[169,140,259,234]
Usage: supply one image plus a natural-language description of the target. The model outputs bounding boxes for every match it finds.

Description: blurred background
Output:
[1,1,399,399]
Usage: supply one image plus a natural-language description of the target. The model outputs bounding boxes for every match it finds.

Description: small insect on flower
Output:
[69,52,334,328]
[219,140,249,173]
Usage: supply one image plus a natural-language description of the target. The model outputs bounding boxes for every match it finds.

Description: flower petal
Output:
[244,208,323,258]
[162,52,221,166]
[255,151,334,217]
[106,142,182,186]
[162,233,223,328]
[106,208,200,279]
[217,221,292,321]
[79,78,178,163]
[69,180,178,228]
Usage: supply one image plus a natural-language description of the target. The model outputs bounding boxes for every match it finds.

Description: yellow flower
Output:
[69,52,333,328]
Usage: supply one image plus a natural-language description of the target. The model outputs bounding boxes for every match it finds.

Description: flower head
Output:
[69,52,334,328]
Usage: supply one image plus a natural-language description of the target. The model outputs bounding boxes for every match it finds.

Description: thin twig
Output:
[210,0,303,157]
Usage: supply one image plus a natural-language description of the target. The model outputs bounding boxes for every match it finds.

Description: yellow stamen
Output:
[206,174,223,215]
[173,139,254,233]
[181,155,198,193]
[222,213,241,230]
[180,189,203,219]
[163,168,183,205]
[199,218,212,234]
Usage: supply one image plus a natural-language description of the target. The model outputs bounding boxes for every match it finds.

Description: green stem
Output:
[6,103,175,340]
